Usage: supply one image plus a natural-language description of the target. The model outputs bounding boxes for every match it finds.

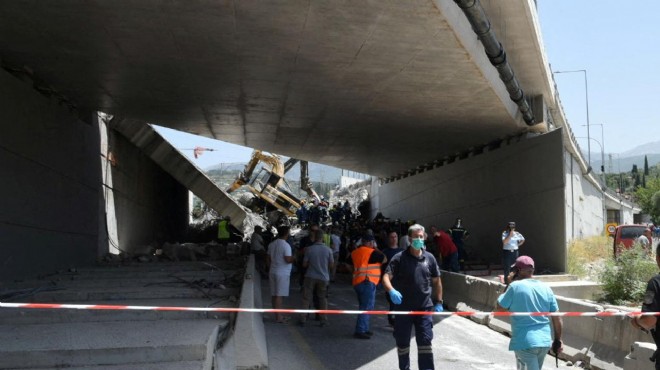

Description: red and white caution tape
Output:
[0,302,656,317]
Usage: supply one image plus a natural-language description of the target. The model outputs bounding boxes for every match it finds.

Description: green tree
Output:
[632,164,638,174]
[644,155,650,175]
[652,192,660,222]
[635,177,660,219]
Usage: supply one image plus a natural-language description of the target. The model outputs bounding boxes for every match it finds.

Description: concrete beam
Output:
[109,118,248,231]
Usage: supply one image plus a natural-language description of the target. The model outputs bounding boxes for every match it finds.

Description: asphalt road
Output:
[261,274,575,370]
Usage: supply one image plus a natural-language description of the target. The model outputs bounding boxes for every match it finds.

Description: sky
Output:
[159,1,660,167]
[154,125,254,169]
[537,0,660,155]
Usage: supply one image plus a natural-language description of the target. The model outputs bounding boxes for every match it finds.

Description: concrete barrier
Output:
[231,255,268,369]
[442,272,654,369]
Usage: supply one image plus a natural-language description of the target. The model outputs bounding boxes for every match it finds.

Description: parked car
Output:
[611,224,649,257]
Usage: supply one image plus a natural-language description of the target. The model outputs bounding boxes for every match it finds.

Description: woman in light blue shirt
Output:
[502,221,525,280]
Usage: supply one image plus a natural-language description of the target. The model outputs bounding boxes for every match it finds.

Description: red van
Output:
[612,224,649,257]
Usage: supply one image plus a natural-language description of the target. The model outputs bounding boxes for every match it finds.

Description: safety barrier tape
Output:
[0,302,656,317]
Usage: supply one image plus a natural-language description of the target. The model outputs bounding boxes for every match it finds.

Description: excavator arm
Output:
[300,160,321,203]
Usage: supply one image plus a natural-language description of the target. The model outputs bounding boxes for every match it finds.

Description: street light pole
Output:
[576,136,604,187]
[553,69,591,170]
[584,123,605,174]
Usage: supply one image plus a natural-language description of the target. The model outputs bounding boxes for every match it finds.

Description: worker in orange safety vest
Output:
[351,231,387,339]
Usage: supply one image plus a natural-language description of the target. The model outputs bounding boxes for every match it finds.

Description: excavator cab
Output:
[226,149,319,217]
[247,168,301,216]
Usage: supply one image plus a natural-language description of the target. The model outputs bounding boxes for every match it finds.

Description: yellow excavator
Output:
[226,150,321,217]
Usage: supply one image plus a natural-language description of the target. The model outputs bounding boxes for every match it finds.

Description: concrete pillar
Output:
[0,68,101,281]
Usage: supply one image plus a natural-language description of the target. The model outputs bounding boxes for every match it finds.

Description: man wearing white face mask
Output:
[382,224,443,370]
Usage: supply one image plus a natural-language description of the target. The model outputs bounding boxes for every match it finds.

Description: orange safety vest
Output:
[351,246,382,286]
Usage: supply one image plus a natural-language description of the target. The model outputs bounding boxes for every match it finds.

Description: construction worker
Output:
[217,216,230,240]
[351,232,386,339]
[217,216,231,258]
[382,224,443,370]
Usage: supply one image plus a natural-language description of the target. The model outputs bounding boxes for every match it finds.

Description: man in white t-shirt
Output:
[330,227,342,282]
[637,228,653,251]
[267,226,294,323]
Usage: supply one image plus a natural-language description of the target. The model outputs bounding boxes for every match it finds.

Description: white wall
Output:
[563,150,606,242]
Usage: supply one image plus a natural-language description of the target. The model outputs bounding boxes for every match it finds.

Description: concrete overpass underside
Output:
[1,0,580,280]
[0,0,551,176]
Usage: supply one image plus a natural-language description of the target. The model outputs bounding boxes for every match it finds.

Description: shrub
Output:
[597,243,657,305]
[567,236,611,278]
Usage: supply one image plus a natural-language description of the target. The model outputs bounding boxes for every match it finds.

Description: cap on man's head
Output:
[512,255,534,270]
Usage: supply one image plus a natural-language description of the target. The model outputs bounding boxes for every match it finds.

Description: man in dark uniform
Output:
[448,217,469,271]
[382,224,443,370]
[631,242,660,369]
[381,230,404,326]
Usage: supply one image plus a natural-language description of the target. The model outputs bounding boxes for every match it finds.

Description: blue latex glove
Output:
[434,303,444,312]
[388,289,403,305]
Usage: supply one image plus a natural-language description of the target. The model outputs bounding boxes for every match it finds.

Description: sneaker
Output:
[365,331,374,336]
[353,332,371,339]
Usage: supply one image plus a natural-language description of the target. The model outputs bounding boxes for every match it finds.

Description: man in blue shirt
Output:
[383,224,443,370]
[299,228,334,327]
[497,256,563,370]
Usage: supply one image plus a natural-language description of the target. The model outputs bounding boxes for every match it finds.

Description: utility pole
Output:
[554,69,591,171]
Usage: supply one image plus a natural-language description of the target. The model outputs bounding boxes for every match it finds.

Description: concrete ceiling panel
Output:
[0,0,549,177]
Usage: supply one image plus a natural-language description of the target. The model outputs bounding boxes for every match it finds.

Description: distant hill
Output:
[593,154,660,174]
[620,141,660,157]
[205,163,245,172]
[205,160,345,184]
[583,140,660,173]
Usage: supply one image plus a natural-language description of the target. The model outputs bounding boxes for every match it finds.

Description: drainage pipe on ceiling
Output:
[453,0,536,126]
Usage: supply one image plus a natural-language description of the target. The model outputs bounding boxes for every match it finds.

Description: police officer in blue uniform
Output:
[448,217,469,271]
[382,224,443,370]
